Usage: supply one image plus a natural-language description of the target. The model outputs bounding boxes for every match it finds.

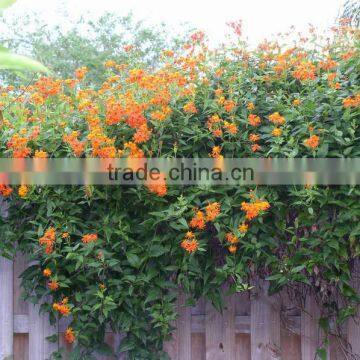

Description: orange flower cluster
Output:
[181,231,199,253]
[183,101,197,114]
[190,210,205,230]
[43,268,52,277]
[63,131,86,157]
[75,66,88,80]
[343,94,360,108]
[268,112,285,125]
[35,77,62,98]
[18,185,28,198]
[64,327,75,344]
[0,185,13,197]
[293,61,316,81]
[133,124,152,144]
[7,134,31,157]
[39,227,56,254]
[241,200,270,220]
[304,135,320,149]
[223,99,236,112]
[53,298,70,316]
[271,128,282,137]
[209,146,223,159]
[145,172,167,197]
[48,280,59,291]
[238,223,248,233]
[248,114,261,127]
[205,202,220,221]
[225,232,238,253]
[81,233,98,243]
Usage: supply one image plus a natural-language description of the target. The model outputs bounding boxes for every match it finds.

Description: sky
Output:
[9,0,346,46]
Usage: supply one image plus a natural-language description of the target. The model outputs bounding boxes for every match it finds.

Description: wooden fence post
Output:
[250,280,281,360]
[348,260,360,358]
[0,256,13,360]
[29,299,58,359]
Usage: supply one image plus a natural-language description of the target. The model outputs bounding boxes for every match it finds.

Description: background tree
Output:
[0,9,189,85]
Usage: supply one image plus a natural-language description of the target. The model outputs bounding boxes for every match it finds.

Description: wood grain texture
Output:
[300,293,329,360]
[205,293,236,360]
[29,301,58,360]
[250,281,281,360]
[0,256,14,360]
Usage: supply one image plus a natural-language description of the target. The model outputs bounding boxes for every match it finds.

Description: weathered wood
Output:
[251,281,281,360]
[0,256,14,360]
[177,292,191,360]
[205,299,226,360]
[348,260,360,359]
[300,293,329,360]
[29,301,58,360]
[205,293,236,360]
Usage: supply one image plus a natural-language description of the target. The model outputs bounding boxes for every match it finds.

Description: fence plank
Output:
[0,256,14,360]
[163,292,191,360]
[177,292,191,360]
[300,293,330,360]
[348,260,360,358]
[29,301,58,360]
[250,281,281,360]
[205,293,236,360]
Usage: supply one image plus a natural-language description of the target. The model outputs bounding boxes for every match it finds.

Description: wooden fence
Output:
[0,253,359,360]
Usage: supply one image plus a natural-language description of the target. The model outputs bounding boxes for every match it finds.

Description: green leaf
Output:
[0,50,50,73]
[126,253,142,268]
[316,347,327,360]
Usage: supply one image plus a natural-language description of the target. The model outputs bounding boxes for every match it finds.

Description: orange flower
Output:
[223,99,236,112]
[247,102,255,110]
[269,112,285,125]
[39,227,56,254]
[18,185,28,198]
[82,233,98,244]
[228,245,237,253]
[183,101,197,114]
[238,223,248,233]
[62,232,69,239]
[0,185,13,197]
[293,61,316,81]
[75,67,88,80]
[146,172,167,197]
[133,124,151,144]
[241,200,270,220]
[64,327,75,344]
[343,94,360,108]
[248,114,261,126]
[34,150,48,158]
[53,298,71,316]
[190,210,205,230]
[209,146,223,159]
[304,135,320,149]
[251,143,261,152]
[223,121,237,135]
[271,128,282,137]
[43,268,52,277]
[48,280,59,291]
[249,133,260,142]
[181,232,199,253]
[225,232,238,244]
[205,202,220,222]
[293,99,301,106]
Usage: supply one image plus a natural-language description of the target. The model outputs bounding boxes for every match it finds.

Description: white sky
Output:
[10,0,345,45]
